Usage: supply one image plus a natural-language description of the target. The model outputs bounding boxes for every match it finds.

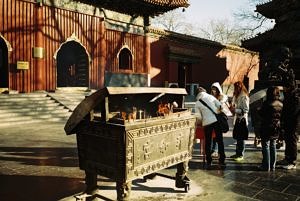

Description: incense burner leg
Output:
[84,170,98,193]
[116,180,132,201]
[175,161,190,191]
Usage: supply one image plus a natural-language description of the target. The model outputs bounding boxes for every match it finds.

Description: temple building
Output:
[0,0,258,95]
[149,28,259,97]
[242,0,300,84]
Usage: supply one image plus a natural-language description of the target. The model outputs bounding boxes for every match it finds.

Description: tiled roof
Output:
[242,21,300,50]
[143,0,189,7]
[256,0,300,18]
[89,0,189,16]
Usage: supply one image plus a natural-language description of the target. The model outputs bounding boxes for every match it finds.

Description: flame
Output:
[157,103,170,116]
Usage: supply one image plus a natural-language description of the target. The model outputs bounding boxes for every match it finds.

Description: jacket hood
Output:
[211,82,223,94]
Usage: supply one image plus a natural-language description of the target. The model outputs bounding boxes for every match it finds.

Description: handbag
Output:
[199,99,229,133]
[232,117,249,140]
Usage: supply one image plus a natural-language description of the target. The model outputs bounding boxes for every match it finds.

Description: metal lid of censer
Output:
[64,87,187,135]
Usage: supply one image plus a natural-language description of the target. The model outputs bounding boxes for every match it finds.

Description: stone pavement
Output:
[0,122,299,201]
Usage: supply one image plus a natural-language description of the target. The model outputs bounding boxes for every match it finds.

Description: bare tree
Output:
[233,0,274,37]
[195,19,249,45]
[151,12,246,45]
[151,9,194,34]
[151,0,274,45]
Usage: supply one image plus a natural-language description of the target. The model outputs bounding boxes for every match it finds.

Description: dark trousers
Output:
[284,127,298,163]
[204,122,226,163]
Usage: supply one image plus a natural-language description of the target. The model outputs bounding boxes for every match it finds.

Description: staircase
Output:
[47,88,93,111]
[0,89,89,127]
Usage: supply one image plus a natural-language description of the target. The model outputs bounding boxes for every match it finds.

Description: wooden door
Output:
[57,41,89,87]
[0,38,8,88]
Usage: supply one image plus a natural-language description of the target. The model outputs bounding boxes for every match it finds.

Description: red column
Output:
[145,34,151,74]
[144,16,151,86]
[34,4,44,91]
[99,18,106,88]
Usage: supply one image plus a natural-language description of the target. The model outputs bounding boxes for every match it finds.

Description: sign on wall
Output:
[33,47,44,58]
[17,61,29,70]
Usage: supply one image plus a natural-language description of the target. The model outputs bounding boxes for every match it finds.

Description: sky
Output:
[183,0,252,24]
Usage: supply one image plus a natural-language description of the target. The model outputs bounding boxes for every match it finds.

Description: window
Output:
[119,48,132,70]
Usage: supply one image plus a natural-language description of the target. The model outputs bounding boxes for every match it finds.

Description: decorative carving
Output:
[131,153,190,177]
[159,140,169,154]
[143,140,152,160]
[53,33,91,62]
[259,46,295,87]
[0,34,13,51]
[175,132,183,150]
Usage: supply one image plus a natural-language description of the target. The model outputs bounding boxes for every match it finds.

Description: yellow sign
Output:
[17,61,29,70]
[33,47,44,58]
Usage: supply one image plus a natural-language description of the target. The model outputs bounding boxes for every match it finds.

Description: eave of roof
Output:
[80,0,189,17]
[242,21,300,50]
[256,0,300,19]
[149,27,224,48]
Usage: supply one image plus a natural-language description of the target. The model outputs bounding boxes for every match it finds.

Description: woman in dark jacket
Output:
[259,86,283,171]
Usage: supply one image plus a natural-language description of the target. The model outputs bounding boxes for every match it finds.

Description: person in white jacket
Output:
[194,87,226,168]
[210,82,230,158]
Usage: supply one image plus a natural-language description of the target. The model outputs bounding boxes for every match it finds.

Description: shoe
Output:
[234,156,244,161]
[276,159,289,167]
[230,154,238,159]
[282,163,297,170]
[211,151,219,158]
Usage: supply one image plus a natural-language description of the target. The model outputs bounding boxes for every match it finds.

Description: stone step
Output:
[0,109,70,118]
[0,103,65,112]
[0,105,67,112]
[0,113,70,125]
[0,89,88,127]
[0,101,61,107]
[0,118,68,127]
[0,93,47,99]
[0,119,44,127]
[0,96,51,101]
[47,91,88,111]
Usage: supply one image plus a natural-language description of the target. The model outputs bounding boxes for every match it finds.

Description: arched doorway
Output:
[118,47,133,70]
[0,37,8,88]
[56,41,89,87]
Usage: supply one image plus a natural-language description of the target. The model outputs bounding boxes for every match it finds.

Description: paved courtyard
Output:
[0,121,299,201]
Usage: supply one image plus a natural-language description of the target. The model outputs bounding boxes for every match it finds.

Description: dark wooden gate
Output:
[57,41,89,87]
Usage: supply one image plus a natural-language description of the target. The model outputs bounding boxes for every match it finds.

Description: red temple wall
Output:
[0,0,146,92]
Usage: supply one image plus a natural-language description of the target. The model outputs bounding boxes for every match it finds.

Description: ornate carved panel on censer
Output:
[126,118,195,180]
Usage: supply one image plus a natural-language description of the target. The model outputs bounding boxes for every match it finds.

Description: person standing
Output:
[277,84,299,170]
[258,86,283,171]
[210,82,230,158]
[194,87,226,168]
[230,81,250,161]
